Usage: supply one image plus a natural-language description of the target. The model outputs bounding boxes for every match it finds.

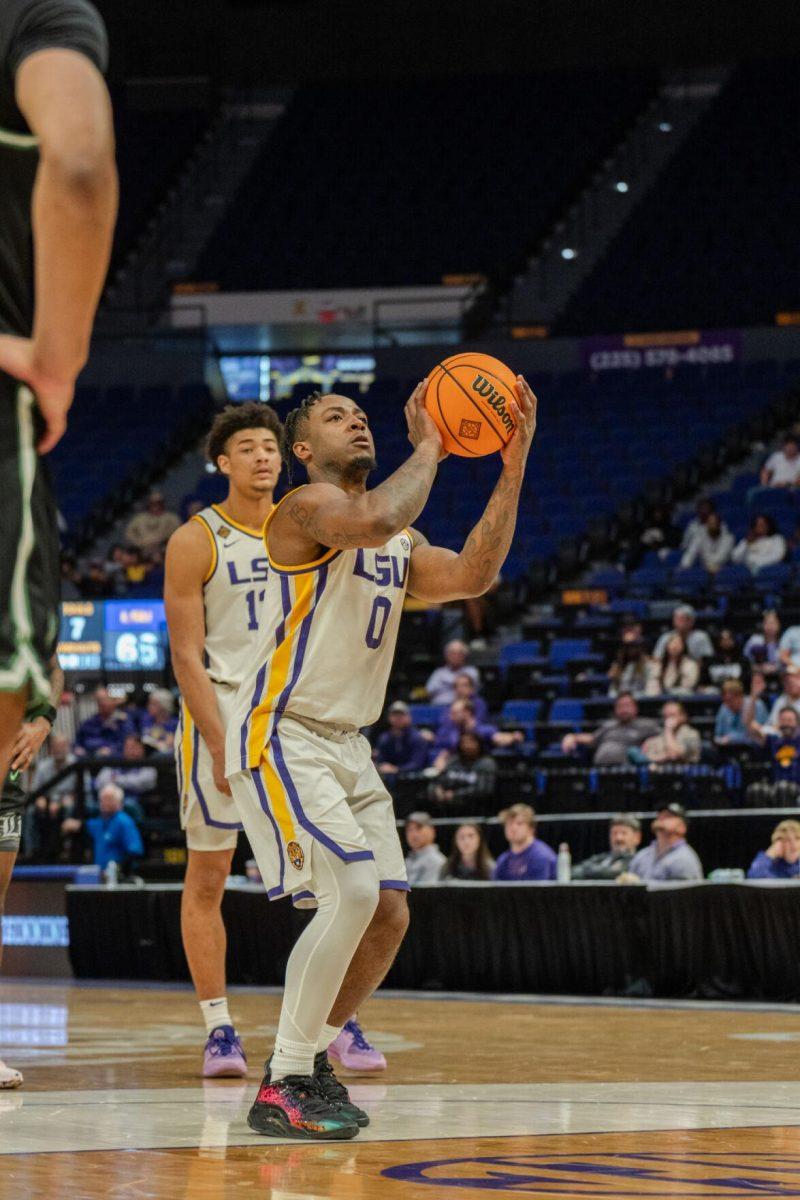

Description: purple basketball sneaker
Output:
[202,1025,248,1078]
[327,1019,386,1072]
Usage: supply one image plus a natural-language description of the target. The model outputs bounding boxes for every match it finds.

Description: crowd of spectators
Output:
[61,492,181,600]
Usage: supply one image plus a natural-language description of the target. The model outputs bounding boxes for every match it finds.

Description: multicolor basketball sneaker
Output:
[313,1050,369,1126]
[328,1019,387,1072]
[202,1025,247,1078]
[247,1071,359,1140]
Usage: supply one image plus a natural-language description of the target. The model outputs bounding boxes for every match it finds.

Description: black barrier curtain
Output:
[66,883,800,1002]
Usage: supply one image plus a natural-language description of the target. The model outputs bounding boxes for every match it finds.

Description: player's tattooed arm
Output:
[272,382,444,559]
[407,378,537,601]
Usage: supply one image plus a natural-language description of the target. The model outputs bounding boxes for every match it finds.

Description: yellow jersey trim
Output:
[191,514,218,584]
[247,572,315,765]
[211,504,266,539]
[263,486,340,573]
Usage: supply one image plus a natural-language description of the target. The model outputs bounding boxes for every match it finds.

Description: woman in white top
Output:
[732,514,787,574]
[646,633,700,695]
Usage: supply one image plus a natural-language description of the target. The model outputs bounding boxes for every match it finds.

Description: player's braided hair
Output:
[282,390,325,482]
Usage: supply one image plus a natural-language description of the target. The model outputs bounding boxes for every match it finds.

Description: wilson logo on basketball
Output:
[471,374,515,434]
[287,841,305,870]
[459,418,482,441]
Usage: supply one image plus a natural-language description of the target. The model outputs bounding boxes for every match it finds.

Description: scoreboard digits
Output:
[57,600,167,674]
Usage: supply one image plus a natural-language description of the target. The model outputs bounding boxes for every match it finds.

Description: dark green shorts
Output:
[0,376,60,706]
[0,769,25,851]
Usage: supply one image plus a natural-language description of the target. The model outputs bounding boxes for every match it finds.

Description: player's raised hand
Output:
[500,376,537,474]
[405,379,447,460]
[0,334,74,454]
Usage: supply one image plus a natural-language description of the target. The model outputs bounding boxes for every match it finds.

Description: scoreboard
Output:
[57,600,167,674]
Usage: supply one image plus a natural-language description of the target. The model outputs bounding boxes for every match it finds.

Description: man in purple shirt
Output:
[493,803,556,881]
[374,701,429,777]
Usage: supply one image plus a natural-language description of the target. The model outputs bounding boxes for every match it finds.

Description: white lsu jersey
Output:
[191,503,270,690]
[227,488,412,776]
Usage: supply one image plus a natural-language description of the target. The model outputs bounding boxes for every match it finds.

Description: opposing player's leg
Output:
[0,386,59,782]
[179,728,246,1078]
[0,773,25,1088]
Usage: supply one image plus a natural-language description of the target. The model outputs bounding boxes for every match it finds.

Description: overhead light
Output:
[614,180,629,193]
[658,121,673,132]
[561,247,577,260]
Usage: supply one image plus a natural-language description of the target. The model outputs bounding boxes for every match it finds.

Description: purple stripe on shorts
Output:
[271,730,375,865]
[250,766,286,898]
[380,880,411,891]
[193,724,242,830]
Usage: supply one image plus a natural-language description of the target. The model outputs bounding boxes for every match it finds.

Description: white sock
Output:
[271,1035,316,1082]
[316,1023,342,1053]
[200,997,232,1035]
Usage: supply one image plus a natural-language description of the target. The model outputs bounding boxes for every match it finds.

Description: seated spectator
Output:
[75,688,135,758]
[654,604,713,661]
[760,666,800,729]
[62,783,144,876]
[637,701,701,765]
[714,680,767,746]
[732,514,786,574]
[124,491,180,557]
[404,812,446,884]
[60,554,81,600]
[22,794,72,863]
[103,543,127,594]
[646,634,700,695]
[561,692,659,766]
[374,701,429,778]
[140,689,178,754]
[440,822,496,881]
[744,610,782,677]
[779,622,800,669]
[622,803,703,882]
[493,804,556,881]
[680,511,734,573]
[748,819,800,880]
[680,498,715,552]
[122,546,148,587]
[432,700,520,769]
[430,732,497,807]
[452,671,489,723]
[639,503,680,558]
[572,814,642,880]
[748,700,800,796]
[607,627,652,698]
[80,558,113,599]
[703,629,749,690]
[29,733,77,806]
[760,434,800,489]
[426,640,479,706]
[95,735,158,818]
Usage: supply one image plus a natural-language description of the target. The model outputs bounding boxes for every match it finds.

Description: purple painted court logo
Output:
[383,1152,800,1195]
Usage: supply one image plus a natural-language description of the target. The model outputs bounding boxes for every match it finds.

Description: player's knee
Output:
[185,854,230,905]
[375,888,410,941]
[341,865,381,925]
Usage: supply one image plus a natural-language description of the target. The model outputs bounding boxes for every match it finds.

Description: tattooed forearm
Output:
[372,441,440,531]
[458,467,524,594]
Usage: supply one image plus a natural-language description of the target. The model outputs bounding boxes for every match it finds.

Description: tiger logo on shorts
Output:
[287,841,305,870]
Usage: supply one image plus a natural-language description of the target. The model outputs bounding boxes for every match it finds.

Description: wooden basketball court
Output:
[3,980,800,1198]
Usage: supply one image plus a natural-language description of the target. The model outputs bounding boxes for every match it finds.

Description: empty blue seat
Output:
[408,704,445,727]
[499,641,543,671]
[549,639,592,668]
[548,699,585,725]
[501,700,542,724]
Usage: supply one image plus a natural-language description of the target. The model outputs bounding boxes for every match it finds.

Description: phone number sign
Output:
[581,328,742,372]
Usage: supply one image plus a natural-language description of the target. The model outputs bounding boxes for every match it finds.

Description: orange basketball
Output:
[424,352,518,457]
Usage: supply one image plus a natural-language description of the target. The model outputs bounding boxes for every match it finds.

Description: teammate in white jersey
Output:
[165,402,281,1077]
[226,378,537,1139]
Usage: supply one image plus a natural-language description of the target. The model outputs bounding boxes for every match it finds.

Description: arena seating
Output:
[195,69,655,290]
[111,95,210,269]
[557,61,800,334]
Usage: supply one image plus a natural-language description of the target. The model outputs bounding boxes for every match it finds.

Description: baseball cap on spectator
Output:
[389,701,410,714]
[405,811,434,827]
[610,813,641,831]
[656,802,688,822]
[675,604,696,619]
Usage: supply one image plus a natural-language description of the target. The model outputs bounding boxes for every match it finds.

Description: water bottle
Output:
[106,860,119,889]
[557,842,572,883]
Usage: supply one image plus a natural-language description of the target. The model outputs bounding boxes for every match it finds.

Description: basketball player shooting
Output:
[225,375,536,1139]
[0,0,117,784]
